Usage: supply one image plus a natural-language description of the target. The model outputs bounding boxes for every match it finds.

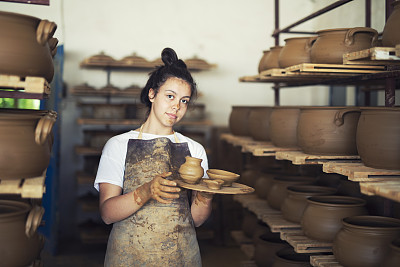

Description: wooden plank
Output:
[360,181,400,203]
[285,232,333,253]
[242,142,299,157]
[286,63,385,74]
[261,214,302,233]
[343,47,400,65]
[396,44,400,57]
[0,74,50,95]
[260,68,290,77]
[220,133,253,147]
[276,151,360,165]
[0,172,46,199]
[310,255,343,267]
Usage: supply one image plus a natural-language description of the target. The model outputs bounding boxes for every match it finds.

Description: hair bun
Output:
[161,47,179,66]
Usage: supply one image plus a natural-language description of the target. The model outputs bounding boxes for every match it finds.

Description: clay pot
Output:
[270,106,301,148]
[333,216,400,267]
[267,175,318,210]
[382,1,400,47]
[272,247,312,267]
[254,172,278,199]
[182,104,205,121]
[0,109,57,179]
[248,106,273,141]
[310,27,378,64]
[239,168,262,188]
[278,37,316,68]
[178,156,204,184]
[0,11,57,82]
[254,232,290,267]
[297,107,361,155]
[356,107,400,170]
[242,209,258,238]
[383,238,400,267]
[229,106,252,136]
[281,185,337,223]
[262,46,283,70]
[258,50,270,73]
[0,200,44,267]
[301,196,368,242]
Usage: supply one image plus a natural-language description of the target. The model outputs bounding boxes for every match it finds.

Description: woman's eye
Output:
[167,95,174,99]
[181,99,189,104]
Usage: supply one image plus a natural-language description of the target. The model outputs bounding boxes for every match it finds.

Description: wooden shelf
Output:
[343,47,400,65]
[75,146,102,156]
[77,118,212,127]
[310,255,342,267]
[70,84,141,97]
[0,74,50,99]
[359,181,400,202]
[282,230,333,253]
[0,171,46,199]
[276,151,360,165]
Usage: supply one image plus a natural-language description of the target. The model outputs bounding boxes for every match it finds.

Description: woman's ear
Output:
[148,88,155,103]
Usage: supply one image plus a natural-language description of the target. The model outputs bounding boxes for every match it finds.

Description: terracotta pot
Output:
[267,175,318,210]
[301,196,368,242]
[254,232,290,267]
[382,1,400,47]
[278,37,316,68]
[270,106,301,148]
[281,185,337,223]
[297,107,361,155]
[248,106,272,141]
[182,104,205,121]
[272,247,312,267]
[242,209,258,238]
[262,46,283,70]
[0,11,57,82]
[239,168,262,188]
[383,238,400,267]
[178,156,204,184]
[333,216,400,267]
[254,172,278,199]
[0,200,44,267]
[310,27,378,64]
[229,106,252,136]
[258,50,270,73]
[0,109,56,179]
[356,107,400,170]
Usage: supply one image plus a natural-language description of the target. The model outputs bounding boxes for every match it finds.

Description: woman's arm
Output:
[191,191,213,227]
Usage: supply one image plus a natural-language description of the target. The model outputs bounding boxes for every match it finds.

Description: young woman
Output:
[94,48,212,266]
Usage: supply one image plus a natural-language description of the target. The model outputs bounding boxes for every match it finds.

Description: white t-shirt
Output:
[94,130,209,191]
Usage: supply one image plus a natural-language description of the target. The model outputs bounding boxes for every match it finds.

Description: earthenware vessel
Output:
[254,172,279,199]
[297,107,361,155]
[272,247,312,267]
[270,106,301,148]
[356,107,400,170]
[383,238,400,267]
[239,168,262,188]
[0,11,57,82]
[258,50,270,73]
[278,37,316,68]
[242,209,258,238]
[206,169,239,186]
[254,232,290,267]
[203,179,224,190]
[281,185,337,223]
[382,1,400,47]
[179,156,204,184]
[262,46,283,70]
[333,216,400,267]
[310,27,378,64]
[229,106,252,136]
[248,106,273,141]
[301,196,368,242]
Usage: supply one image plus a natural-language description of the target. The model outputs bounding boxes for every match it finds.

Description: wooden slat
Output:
[260,68,290,77]
[285,232,333,253]
[0,74,50,95]
[343,47,400,65]
[233,194,281,220]
[286,63,385,74]
[276,151,360,165]
[396,44,400,57]
[242,142,299,157]
[360,181,400,202]
[220,133,253,147]
[310,255,343,267]
[76,172,95,185]
[0,172,46,199]
[261,214,302,233]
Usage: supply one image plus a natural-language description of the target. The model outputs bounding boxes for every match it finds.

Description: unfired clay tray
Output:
[175,179,254,195]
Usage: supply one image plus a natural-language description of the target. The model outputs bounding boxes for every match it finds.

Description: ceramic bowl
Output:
[203,179,224,190]
[206,169,240,186]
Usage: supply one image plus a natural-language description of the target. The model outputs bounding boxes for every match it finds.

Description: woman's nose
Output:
[172,100,180,110]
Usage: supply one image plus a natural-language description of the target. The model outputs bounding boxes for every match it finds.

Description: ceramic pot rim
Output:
[316,27,376,34]
[269,46,283,50]
[360,106,400,112]
[272,106,303,110]
[307,196,366,206]
[286,185,337,195]
[0,10,40,23]
[299,106,359,110]
[0,200,30,220]
[342,216,400,231]
[284,36,316,42]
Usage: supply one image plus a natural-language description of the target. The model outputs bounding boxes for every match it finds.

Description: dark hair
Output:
[140,48,197,112]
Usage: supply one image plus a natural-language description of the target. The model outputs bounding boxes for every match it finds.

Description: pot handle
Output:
[334,108,361,126]
[25,206,45,238]
[48,37,59,58]
[305,36,317,51]
[345,27,378,47]
[35,111,57,145]
[36,20,57,46]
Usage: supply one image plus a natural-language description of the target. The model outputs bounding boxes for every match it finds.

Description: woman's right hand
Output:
[148,172,181,204]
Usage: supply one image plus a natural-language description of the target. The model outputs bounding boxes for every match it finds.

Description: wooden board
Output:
[176,180,254,195]
[343,47,400,65]
[70,85,141,97]
[261,214,302,233]
[310,255,343,267]
[260,68,290,77]
[360,181,400,202]
[233,194,281,219]
[396,44,400,57]
[284,232,333,253]
[0,172,46,199]
[276,151,360,165]
[220,133,254,147]
[286,63,385,74]
[242,142,299,157]
[0,74,50,97]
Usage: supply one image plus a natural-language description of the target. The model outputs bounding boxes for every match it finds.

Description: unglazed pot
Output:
[239,168,262,188]
[278,37,316,68]
[262,46,283,70]
[254,232,290,267]
[248,106,272,141]
[0,200,44,267]
[242,209,258,238]
[270,106,301,148]
[229,106,252,136]
[383,238,400,267]
[272,247,312,267]
[356,107,400,170]
[281,185,337,223]
[297,107,361,155]
[333,216,400,267]
[301,196,368,242]
[258,50,270,73]
[178,156,204,184]
[0,109,57,179]
[0,11,57,82]
[382,1,400,47]
[254,172,280,199]
[310,27,378,64]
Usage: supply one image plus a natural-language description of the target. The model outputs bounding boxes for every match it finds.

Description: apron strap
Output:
[138,125,180,143]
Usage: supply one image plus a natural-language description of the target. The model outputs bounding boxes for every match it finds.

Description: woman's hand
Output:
[149,172,181,204]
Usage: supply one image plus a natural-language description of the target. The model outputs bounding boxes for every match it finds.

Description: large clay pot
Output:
[297,107,361,155]
[383,238,400,267]
[239,167,262,188]
[301,196,368,242]
[262,46,283,70]
[356,107,400,170]
[310,27,378,64]
[382,1,400,47]
[281,185,337,223]
[278,37,316,68]
[254,232,290,267]
[258,50,270,73]
[229,106,252,136]
[0,109,57,179]
[267,175,318,210]
[272,247,312,267]
[333,216,400,267]
[254,171,280,199]
[178,156,204,184]
[248,106,272,141]
[0,200,44,267]
[0,11,57,82]
[270,106,301,148]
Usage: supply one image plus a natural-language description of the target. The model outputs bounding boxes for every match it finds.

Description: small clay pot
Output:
[248,106,273,141]
[203,179,224,190]
[272,247,312,267]
[178,156,204,184]
[333,216,400,267]
[258,50,270,73]
[301,196,368,242]
[229,106,252,136]
[262,46,283,70]
[270,106,301,148]
[382,1,400,47]
[254,232,290,267]
[206,169,239,186]
[278,37,316,68]
[383,238,400,267]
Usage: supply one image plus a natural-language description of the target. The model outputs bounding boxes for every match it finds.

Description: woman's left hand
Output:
[149,172,181,204]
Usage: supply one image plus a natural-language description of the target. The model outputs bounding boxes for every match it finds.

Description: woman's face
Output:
[149,77,191,129]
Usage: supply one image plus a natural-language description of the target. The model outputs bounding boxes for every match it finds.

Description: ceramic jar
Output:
[254,232,290,267]
[229,106,252,136]
[262,46,283,70]
[310,27,378,64]
[0,200,44,267]
[272,247,312,267]
[254,172,280,199]
[178,156,204,184]
[356,107,400,170]
[278,37,316,68]
[333,216,400,267]
[301,196,368,242]
[248,106,272,141]
[383,238,400,267]
[297,107,361,155]
[239,168,262,188]
[281,185,337,223]
[382,1,400,47]
[258,50,270,73]
[0,11,57,82]
[270,106,301,148]
[0,109,57,179]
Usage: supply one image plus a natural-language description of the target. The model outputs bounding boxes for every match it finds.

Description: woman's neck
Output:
[140,119,174,136]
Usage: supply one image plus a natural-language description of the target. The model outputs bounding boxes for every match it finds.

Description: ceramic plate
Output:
[175,179,254,195]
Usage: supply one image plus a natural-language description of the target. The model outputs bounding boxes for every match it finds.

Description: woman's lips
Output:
[166,113,177,119]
